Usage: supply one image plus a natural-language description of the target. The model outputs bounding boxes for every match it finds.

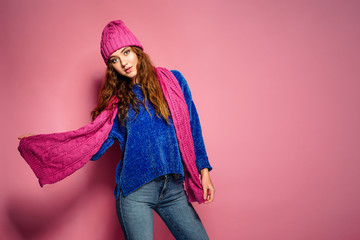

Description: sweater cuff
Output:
[197,161,213,174]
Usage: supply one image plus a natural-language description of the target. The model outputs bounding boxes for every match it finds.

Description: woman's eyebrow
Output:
[109,54,120,59]
[110,47,129,59]
[121,47,129,53]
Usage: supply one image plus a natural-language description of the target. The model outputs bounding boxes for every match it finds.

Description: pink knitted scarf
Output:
[18,67,205,203]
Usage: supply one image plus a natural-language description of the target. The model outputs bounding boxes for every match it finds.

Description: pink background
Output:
[1,0,360,239]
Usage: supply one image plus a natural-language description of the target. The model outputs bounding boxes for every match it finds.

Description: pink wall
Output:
[1,0,360,239]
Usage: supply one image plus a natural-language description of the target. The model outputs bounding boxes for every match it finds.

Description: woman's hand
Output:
[200,168,215,204]
[18,134,34,140]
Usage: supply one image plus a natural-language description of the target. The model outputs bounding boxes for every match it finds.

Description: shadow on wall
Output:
[7,144,124,240]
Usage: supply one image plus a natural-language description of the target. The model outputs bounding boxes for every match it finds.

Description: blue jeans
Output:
[116,174,209,240]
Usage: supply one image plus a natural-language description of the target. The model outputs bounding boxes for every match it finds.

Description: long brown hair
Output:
[91,46,170,125]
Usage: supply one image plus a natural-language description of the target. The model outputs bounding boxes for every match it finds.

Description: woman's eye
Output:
[124,50,130,55]
[111,58,118,63]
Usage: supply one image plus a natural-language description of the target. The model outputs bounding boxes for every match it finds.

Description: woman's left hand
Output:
[200,168,215,204]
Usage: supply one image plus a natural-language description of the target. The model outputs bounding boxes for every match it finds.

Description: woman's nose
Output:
[119,57,127,67]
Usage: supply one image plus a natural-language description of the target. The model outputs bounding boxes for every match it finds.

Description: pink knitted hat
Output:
[100,20,143,64]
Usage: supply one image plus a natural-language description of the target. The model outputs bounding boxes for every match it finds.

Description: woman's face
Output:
[109,47,138,81]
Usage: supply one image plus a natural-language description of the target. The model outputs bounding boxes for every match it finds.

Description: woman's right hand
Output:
[18,134,34,140]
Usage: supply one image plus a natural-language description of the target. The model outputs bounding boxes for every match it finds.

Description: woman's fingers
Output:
[203,185,208,201]
[18,134,34,140]
[201,169,215,204]
[204,184,215,204]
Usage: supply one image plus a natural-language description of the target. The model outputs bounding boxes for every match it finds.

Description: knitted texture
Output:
[18,104,118,187]
[156,68,205,203]
[100,20,143,64]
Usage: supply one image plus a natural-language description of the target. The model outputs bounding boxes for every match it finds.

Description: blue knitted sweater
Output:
[91,70,212,199]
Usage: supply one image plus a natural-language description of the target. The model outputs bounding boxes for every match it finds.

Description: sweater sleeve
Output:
[90,132,115,161]
[91,113,125,161]
[170,70,212,172]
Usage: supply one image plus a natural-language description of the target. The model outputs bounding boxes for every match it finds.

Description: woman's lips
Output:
[125,67,132,73]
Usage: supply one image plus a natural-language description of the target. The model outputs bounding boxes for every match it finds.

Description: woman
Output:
[19,20,214,240]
